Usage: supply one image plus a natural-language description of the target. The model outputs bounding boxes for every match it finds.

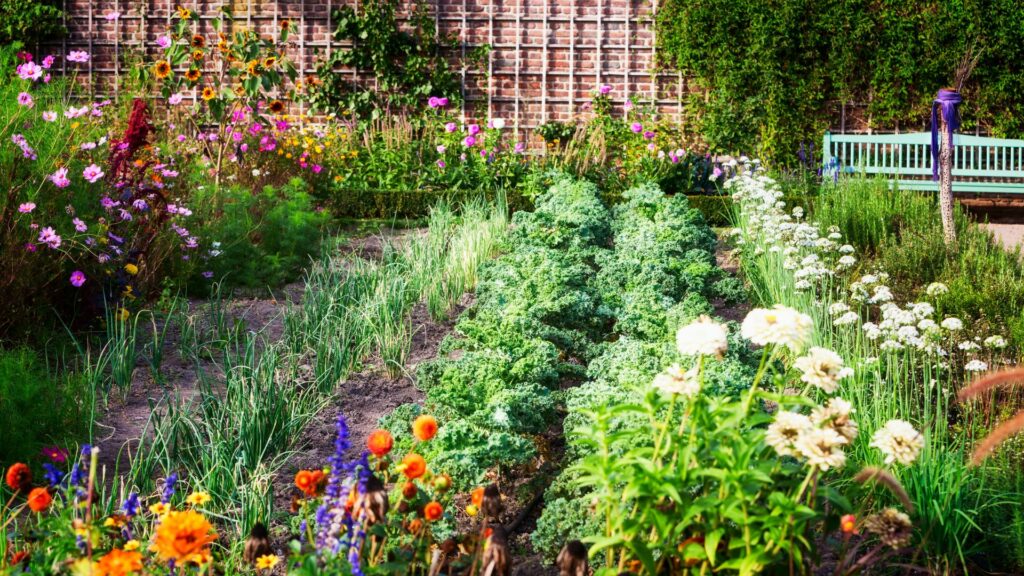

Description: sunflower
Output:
[262,56,277,69]
[233,84,245,96]
[176,6,191,19]
[268,100,285,114]
[191,49,204,62]
[150,510,217,566]
[184,68,201,82]
[201,86,216,101]
[191,34,206,48]
[246,61,262,77]
[154,60,172,79]
[217,39,229,52]
[280,19,291,30]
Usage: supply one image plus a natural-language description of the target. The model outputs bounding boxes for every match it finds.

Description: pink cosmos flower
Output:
[463,136,476,147]
[67,50,90,63]
[16,62,43,81]
[50,167,70,188]
[105,11,120,20]
[70,270,86,287]
[647,142,656,151]
[437,145,446,154]
[41,446,69,463]
[312,164,322,174]
[468,124,480,136]
[445,122,457,133]
[168,93,184,105]
[41,55,55,69]
[437,159,446,169]
[643,130,655,140]
[156,35,171,48]
[624,101,634,111]
[17,92,34,108]
[83,164,105,183]
[38,227,61,249]
[438,97,449,107]
[18,202,35,213]
[514,142,525,154]
[599,84,612,95]
[73,217,87,232]
[630,122,643,133]
[42,111,57,122]
[428,96,441,108]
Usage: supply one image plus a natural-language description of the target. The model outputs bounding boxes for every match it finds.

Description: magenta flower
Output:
[463,135,476,147]
[70,270,86,287]
[436,145,446,154]
[445,122,457,133]
[67,50,90,63]
[41,55,55,69]
[202,271,214,279]
[468,124,480,136]
[83,164,105,183]
[18,202,36,213]
[16,62,43,81]
[42,111,57,122]
[17,92,34,108]
[427,96,441,108]
[514,142,525,154]
[168,93,183,105]
[156,35,171,48]
[438,97,449,107]
[41,446,69,463]
[73,217,87,232]
[599,84,612,95]
[38,227,61,249]
[643,131,655,140]
[624,101,634,111]
[437,159,446,169]
[104,11,120,20]
[630,122,643,133]
[50,167,70,188]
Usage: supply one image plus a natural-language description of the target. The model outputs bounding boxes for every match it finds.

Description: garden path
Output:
[983,223,1024,255]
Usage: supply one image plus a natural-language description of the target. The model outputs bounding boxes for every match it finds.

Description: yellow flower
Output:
[150,510,217,566]
[124,539,140,551]
[465,504,479,517]
[71,122,80,130]
[124,263,138,275]
[201,86,216,101]
[69,558,99,576]
[117,308,130,322]
[255,555,280,570]
[149,502,170,516]
[186,491,212,507]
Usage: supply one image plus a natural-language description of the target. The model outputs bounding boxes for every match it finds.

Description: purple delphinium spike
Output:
[316,413,353,554]
[162,472,179,503]
[42,463,64,487]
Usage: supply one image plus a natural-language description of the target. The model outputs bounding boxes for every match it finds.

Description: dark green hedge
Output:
[323,187,532,219]
[657,0,1024,165]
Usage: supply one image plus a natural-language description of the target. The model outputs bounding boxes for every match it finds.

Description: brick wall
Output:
[52,0,687,143]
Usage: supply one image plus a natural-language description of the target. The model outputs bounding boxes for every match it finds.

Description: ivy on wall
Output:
[657,0,1024,165]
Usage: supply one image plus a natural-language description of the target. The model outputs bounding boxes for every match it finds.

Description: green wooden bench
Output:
[821,131,1024,194]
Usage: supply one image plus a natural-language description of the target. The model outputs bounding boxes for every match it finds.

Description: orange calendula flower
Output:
[27,487,52,512]
[96,548,143,576]
[407,518,423,534]
[151,510,217,566]
[424,501,443,522]
[412,415,438,441]
[294,470,325,498]
[400,454,427,480]
[367,429,394,457]
[470,486,484,508]
[154,60,172,79]
[5,463,31,492]
[841,514,857,534]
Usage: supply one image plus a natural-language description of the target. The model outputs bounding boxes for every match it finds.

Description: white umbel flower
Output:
[941,317,964,331]
[793,347,852,394]
[811,397,858,442]
[675,316,729,357]
[925,282,949,297]
[795,427,848,471]
[964,359,988,372]
[984,335,1008,349]
[870,420,924,465]
[765,411,813,457]
[741,305,813,351]
[652,364,700,398]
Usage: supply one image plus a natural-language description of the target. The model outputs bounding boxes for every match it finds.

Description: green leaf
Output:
[705,529,723,566]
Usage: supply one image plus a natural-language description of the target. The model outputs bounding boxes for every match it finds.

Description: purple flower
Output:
[711,166,723,181]
[12,134,36,159]
[18,202,35,213]
[312,164,322,174]
[83,164,104,183]
[39,227,61,249]
[467,124,480,136]
[121,493,140,517]
[437,159,446,169]
[643,130,655,140]
[514,142,525,154]
[202,271,214,279]
[67,50,90,63]
[162,472,179,503]
[73,217,87,232]
[630,122,643,133]
[100,197,117,210]
[51,167,70,188]
[463,135,476,147]
[599,84,612,95]
[444,122,457,133]
[70,270,86,287]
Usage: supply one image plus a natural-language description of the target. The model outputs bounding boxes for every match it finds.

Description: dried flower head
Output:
[863,508,913,549]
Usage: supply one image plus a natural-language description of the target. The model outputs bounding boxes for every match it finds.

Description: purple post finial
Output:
[931,89,963,181]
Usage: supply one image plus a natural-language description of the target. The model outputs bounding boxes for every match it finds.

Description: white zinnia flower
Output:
[811,397,858,442]
[675,316,728,357]
[796,428,848,471]
[652,364,700,398]
[765,411,813,457]
[741,305,813,351]
[870,420,924,465]
[793,347,851,394]
[957,341,981,352]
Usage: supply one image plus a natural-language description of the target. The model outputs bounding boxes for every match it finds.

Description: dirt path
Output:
[982,223,1024,255]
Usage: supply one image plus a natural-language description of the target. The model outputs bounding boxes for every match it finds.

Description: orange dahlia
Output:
[151,510,217,566]
[27,487,51,512]
[412,415,438,441]
[400,454,427,480]
[5,463,31,492]
[423,501,443,522]
[367,429,394,457]
[294,469,325,498]
[96,548,143,576]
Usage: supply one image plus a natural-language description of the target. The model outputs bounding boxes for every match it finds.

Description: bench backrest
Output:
[821,131,1024,179]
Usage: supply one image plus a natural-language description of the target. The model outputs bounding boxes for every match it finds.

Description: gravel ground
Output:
[982,223,1024,255]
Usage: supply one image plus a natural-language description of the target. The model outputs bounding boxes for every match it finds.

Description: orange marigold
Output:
[27,487,51,512]
[96,548,143,576]
[400,454,427,480]
[423,501,443,522]
[151,510,218,566]
[5,463,31,492]
[367,429,394,457]
[470,486,484,508]
[294,470,325,498]
[412,415,438,441]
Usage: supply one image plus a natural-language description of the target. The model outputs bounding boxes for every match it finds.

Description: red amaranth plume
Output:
[108,98,154,183]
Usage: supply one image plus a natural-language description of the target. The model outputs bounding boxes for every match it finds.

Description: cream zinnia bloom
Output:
[652,364,700,398]
[811,397,858,442]
[765,411,813,457]
[675,315,728,357]
[795,427,847,471]
[870,419,924,465]
[793,347,852,394]
[741,305,813,351]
